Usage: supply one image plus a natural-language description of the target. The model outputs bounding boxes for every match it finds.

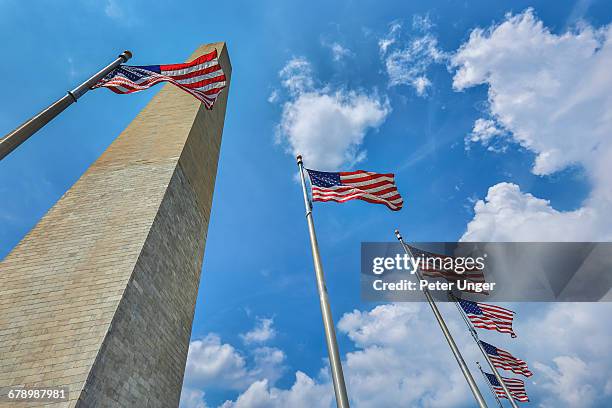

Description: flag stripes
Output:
[480,341,533,377]
[306,169,403,211]
[93,49,226,109]
[458,299,517,338]
[484,372,530,402]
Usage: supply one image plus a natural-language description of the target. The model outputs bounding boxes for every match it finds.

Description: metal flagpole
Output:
[394,229,488,408]
[450,294,519,408]
[476,361,505,408]
[0,50,133,161]
[296,155,350,408]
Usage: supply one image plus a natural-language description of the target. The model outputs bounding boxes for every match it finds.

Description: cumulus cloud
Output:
[182,334,285,392]
[379,19,446,96]
[452,8,612,176]
[535,356,596,407]
[222,304,480,408]
[240,317,276,344]
[180,388,209,408]
[453,9,612,241]
[219,372,333,408]
[451,11,612,408]
[216,301,612,408]
[518,303,612,407]
[276,57,390,170]
[461,182,607,241]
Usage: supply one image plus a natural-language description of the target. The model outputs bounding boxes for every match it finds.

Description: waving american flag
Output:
[480,341,533,377]
[484,372,530,402]
[305,169,403,211]
[458,298,517,337]
[94,49,226,109]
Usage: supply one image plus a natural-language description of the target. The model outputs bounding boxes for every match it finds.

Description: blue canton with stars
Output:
[102,65,160,83]
[459,299,484,315]
[480,341,499,356]
[485,372,502,387]
[306,169,342,188]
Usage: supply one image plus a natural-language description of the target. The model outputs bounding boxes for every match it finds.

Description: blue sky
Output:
[2,1,612,407]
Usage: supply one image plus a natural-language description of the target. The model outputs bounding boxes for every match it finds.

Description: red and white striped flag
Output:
[481,341,533,377]
[93,49,226,109]
[458,298,516,337]
[305,169,403,211]
[484,372,530,402]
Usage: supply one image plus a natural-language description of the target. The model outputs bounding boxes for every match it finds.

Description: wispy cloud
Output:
[104,0,123,19]
[321,40,354,61]
[378,16,447,97]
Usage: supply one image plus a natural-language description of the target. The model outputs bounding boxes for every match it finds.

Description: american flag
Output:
[484,372,530,402]
[407,245,486,285]
[458,299,517,338]
[93,49,226,109]
[305,169,403,211]
[480,341,533,377]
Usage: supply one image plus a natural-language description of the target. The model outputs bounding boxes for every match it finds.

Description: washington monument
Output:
[0,42,231,407]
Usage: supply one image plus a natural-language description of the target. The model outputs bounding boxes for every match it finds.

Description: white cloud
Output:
[221,303,480,408]
[378,21,402,55]
[267,89,279,104]
[219,373,333,408]
[180,388,209,408]
[277,57,390,170]
[323,41,354,61]
[183,334,251,390]
[279,57,315,96]
[450,12,612,408]
[461,182,606,241]
[518,303,612,408]
[379,20,446,96]
[452,9,612,241]
[516,303,612,408]
[182,334,285,391]
[219,301,612,408]
[453,8,612,176]
[466,118,503,145]
[535,356,596,408]
[240,317,276,344]
[412,14,434,32]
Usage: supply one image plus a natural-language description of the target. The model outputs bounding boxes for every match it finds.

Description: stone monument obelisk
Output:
[0,42,231,407]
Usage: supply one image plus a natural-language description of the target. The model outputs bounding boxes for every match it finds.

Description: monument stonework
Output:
[0,42,231,407]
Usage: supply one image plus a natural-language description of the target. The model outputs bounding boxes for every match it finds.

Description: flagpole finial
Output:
[296,154,303,164]
[119,50,133,63]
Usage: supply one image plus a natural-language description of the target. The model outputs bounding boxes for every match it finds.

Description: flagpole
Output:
[450,295,519,408]
[0,50,132,161]
[476,362,505,408]
[394,230,488,408]
[296,155,350,408]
